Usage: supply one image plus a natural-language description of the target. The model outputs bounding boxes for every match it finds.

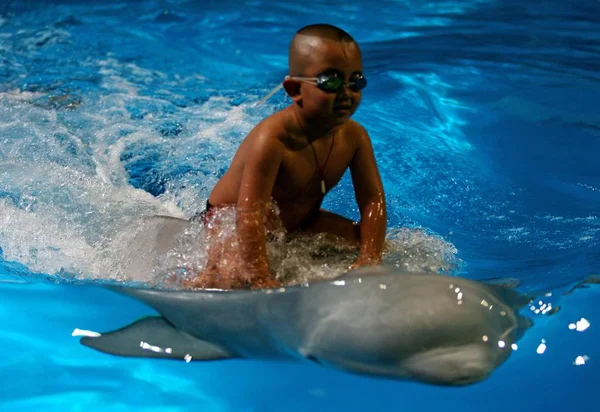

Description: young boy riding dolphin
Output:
[188,24,387,289]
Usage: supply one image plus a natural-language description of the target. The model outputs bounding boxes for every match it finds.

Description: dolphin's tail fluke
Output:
[80,316,234,361]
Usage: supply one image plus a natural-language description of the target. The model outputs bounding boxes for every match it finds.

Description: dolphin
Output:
[79,265,532,386]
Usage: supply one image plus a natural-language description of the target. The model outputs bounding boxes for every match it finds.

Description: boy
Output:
[187,24,386,289]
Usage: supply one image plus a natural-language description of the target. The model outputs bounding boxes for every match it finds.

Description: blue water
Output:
[1,0,599,410]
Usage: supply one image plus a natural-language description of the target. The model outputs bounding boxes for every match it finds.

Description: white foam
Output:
[155,205,459,287]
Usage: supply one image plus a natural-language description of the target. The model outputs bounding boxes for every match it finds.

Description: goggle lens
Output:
[317,74,367,92]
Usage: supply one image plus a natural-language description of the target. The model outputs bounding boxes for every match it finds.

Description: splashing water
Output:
[129,204,459,289]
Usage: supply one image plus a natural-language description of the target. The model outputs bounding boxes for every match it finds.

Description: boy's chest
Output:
[274,140,354,200]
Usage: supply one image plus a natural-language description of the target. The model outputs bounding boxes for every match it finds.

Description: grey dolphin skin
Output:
[80,265,532,386]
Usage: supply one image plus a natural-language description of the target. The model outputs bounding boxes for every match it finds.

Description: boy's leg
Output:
[184,211,240,289]
[303,209,361,246]
[185,214,281,290]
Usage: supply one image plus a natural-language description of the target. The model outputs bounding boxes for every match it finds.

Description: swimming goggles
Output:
[253,74,367,107]
[290,73,367,93]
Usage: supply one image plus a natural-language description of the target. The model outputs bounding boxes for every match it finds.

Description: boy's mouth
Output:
[334,102,352,111]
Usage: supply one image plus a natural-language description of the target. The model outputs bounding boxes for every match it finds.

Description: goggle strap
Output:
[253,80,285,107]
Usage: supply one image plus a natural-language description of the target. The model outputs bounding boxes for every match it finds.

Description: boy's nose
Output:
[337,83,352,97]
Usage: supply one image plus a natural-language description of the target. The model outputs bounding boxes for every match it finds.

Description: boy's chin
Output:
[331,110,353,123]
[333,107,353,116]
[305,108,351,126]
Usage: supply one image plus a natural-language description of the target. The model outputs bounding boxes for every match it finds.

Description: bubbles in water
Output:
[383,227,459,274]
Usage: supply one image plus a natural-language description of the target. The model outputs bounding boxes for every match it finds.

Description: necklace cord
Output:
[308,134,335,194]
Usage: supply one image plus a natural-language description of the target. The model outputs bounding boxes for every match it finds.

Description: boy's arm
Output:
[349,124,387,267]
[236,130,284,280]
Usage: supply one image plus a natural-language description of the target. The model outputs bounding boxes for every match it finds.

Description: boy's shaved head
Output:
[295,24,355,43]
[289,24,359,76]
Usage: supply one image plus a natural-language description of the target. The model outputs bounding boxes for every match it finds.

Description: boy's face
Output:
[296,39,364,125]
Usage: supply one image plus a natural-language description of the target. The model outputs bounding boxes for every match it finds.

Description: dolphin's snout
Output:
[401,344,497,386]
[447,361,492,386]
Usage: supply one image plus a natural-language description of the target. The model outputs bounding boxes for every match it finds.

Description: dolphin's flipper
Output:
[481,277,522,289]
[80,316,234,361]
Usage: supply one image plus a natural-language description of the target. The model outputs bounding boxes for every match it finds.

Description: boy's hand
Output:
[251,275,283,290]
[245,264,283,289]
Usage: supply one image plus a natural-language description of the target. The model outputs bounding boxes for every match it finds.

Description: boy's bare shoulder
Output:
[341,119,371,147]
[249,108,311,154]
[249,109,291,144]
[344,119,368,134]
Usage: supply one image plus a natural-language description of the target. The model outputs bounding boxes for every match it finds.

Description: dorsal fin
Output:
[481,277,522,289]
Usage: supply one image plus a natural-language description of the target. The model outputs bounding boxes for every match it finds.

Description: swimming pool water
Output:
[1,0,598,410]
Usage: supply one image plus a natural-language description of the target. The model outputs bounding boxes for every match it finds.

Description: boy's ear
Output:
[282,77,302,103]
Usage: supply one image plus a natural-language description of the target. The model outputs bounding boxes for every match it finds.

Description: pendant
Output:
[321,179,326,194]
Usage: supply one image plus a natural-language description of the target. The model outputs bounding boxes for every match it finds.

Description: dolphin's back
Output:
[119,216,190,282]
[115,286,298,358]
